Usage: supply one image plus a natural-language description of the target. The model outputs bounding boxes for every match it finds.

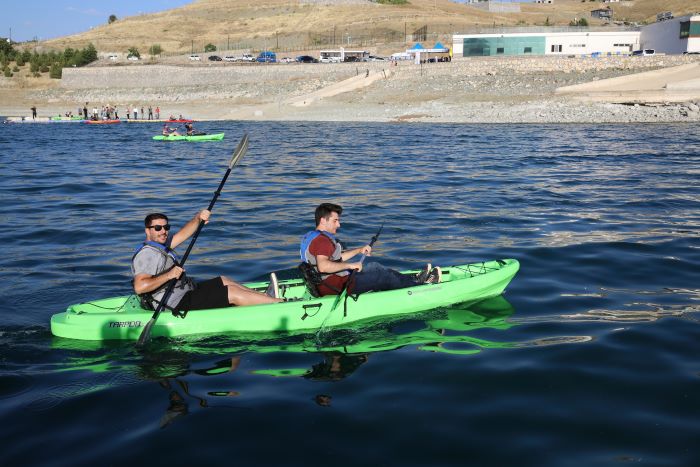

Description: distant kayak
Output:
[50,116,84,121]
[85,120,121,124]
[153,133,224,141]
[50,259,519,341]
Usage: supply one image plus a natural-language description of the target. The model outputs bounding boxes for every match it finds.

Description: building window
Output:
[680,21,690,39]
[551,44,562,53]
[496,47,504,54]
[524,47,532,54]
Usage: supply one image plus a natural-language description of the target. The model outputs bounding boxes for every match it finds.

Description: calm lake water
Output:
[0,120,698,466]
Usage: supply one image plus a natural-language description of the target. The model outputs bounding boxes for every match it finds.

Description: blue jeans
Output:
[351,262,418,294]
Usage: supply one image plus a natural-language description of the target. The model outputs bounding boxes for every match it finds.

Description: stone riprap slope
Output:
[18,54,700,123]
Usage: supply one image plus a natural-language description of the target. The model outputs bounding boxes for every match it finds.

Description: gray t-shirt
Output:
[131,245,194,309]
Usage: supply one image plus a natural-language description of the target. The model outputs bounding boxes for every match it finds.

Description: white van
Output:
[632,49,655,56]
[390,52,413,61]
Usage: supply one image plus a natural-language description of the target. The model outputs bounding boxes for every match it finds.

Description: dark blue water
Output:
[1,121,698,466]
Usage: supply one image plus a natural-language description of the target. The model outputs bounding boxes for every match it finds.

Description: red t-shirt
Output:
[309,234,349,296]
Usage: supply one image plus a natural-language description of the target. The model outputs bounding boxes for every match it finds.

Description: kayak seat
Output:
[297,262,323,298]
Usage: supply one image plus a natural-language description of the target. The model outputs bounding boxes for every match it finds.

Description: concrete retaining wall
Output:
[60,63,385,89]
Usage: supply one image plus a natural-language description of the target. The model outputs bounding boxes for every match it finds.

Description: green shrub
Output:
[204,43,216,52]
[40,64,49,73]
[50,63,62,79]
[148,44,163,56]
[4,68,12,77]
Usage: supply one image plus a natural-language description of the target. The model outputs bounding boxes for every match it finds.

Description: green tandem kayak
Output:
[50,259,519,341]
[152,133,225,142]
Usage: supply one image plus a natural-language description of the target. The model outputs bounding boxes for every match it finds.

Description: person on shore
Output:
[141,106,145,120]
[126,106,131,120]
[133,106,139,120]
[155,106,160,119]
[132,210,282,314]
[163,123,180,136]
[148,106,153,120]
[30,106,37,120]
[83,103,88,120]
[299,203,440,297]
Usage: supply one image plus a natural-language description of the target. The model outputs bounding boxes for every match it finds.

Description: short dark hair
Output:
[315,203,342,226]
[144,212,168,227]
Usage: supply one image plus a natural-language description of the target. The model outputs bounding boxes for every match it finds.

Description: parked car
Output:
[208,55,222,61]
[344,56,361,62]
[368,55,385,61]
[235,53,255,62]
[632,49,655,56]
[256,51,277,63]
[127,55,139,61]
[108,54,118,61]
[189,54,201,61]
[279,57,294,63]
[296,55,318,63]
[223,55,236,61]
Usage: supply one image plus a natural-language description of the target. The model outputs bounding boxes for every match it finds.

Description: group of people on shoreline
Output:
[33,103,191,122]
[132,202,442,313]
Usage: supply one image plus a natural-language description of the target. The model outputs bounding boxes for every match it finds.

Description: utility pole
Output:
[191,40,194,54]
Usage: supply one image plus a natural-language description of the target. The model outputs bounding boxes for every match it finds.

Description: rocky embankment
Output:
[8,54,700,123]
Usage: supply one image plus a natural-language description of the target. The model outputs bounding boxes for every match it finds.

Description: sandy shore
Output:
[2,55,700,123]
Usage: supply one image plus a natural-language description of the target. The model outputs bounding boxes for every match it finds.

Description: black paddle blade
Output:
[229,133,249,169]
[136,317,156,347]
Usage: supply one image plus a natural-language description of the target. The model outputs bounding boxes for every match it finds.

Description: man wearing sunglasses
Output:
[132,210,281,314]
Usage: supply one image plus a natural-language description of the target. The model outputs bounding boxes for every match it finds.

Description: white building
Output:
[453,30,639,57]
[640,14,700,54]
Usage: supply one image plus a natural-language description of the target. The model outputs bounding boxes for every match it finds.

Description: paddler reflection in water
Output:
[162,123,180,136]
[131,210,282,316]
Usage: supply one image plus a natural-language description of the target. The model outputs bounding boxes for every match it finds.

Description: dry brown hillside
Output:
[36,0,700,56]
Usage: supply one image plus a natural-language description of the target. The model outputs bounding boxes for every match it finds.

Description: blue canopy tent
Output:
[406,42,450,63]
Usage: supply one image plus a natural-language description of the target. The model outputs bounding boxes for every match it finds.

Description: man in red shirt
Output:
[300,203,440,296]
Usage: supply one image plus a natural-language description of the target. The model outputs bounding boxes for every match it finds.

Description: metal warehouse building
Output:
[640,14,700,54]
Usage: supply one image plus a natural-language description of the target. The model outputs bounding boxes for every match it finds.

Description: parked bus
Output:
[319,49,369,63]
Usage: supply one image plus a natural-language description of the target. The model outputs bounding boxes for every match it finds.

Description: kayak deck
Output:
[51,259,519,341]
[152,133,224,141]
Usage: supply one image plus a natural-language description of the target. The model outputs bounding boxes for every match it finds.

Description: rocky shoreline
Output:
[2,54,700,123]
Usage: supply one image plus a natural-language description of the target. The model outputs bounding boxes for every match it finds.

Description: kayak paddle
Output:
[137,133,249,347]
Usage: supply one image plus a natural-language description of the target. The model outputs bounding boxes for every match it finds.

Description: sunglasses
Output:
[148,224,171,232]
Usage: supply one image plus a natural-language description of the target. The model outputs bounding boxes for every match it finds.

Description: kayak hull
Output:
[152,133,224,141]
[50,259,519,341]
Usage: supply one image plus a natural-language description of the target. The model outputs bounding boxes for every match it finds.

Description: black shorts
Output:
[175,277,229,312]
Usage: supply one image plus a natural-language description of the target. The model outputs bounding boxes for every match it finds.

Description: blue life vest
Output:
[299,230,348,279]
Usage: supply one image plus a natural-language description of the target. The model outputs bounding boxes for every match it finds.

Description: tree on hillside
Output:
[127,47,141,59]
[108,15,117,24]
[204,43,216,52]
